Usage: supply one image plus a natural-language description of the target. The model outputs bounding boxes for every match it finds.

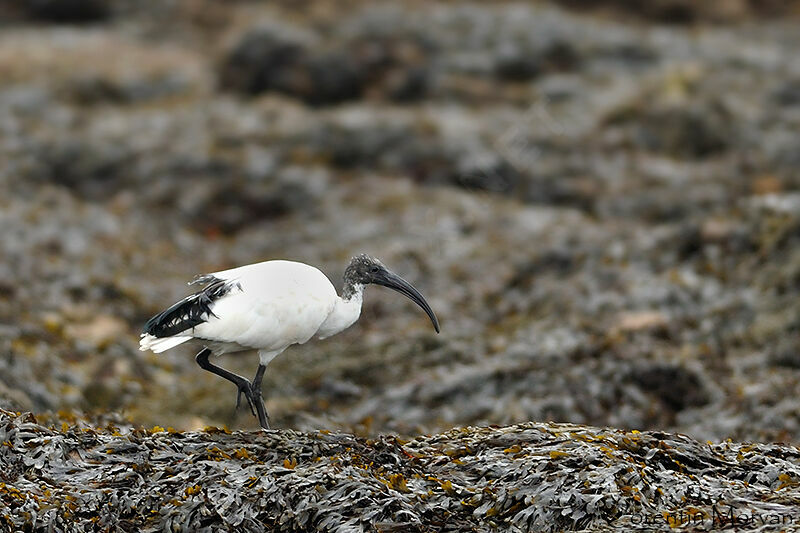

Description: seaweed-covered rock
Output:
[22,0,111,23]
[1,410,799,532]
[5,0,800,458]
[218,23,318,99]
[218,22,436,105]
[551,0,798,23]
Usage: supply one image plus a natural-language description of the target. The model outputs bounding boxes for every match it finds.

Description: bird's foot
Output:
[250,387,270,430]
[235,381,257,417]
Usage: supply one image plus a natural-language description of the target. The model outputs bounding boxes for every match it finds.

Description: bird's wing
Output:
[142,276,242,338]
[190,260,339,350]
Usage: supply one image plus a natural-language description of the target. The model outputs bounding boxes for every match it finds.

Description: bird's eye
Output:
[370,266,380,273]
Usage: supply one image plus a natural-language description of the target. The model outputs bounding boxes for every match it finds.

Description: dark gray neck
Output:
[342,277,362,300]
[342,259,359,299]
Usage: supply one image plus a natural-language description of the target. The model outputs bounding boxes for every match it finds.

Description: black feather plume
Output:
[143,277,240,338]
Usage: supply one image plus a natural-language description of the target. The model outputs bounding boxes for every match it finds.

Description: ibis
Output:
[140,254,440,429]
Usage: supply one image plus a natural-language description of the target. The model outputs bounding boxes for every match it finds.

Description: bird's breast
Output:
[316,291,363,340]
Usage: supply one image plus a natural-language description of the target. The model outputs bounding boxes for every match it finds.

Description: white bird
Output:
[140,254,439,429]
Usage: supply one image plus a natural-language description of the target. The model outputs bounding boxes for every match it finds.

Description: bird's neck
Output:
[316,284,364,339]
[341,275,364,300]
[340,283,365,324]
[341,283,364,306]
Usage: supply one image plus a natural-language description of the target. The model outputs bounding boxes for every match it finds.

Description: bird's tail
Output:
[139,333,192,353]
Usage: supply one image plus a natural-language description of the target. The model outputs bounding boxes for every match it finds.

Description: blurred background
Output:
[2,0,800,442]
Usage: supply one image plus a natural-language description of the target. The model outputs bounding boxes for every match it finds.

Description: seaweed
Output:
[1,411,799,532]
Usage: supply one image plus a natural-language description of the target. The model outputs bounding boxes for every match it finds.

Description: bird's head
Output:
[345,254,440,333]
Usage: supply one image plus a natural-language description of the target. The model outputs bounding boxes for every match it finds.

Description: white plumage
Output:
[140,335,192,353]
[139,254,439,429]
[141,260,359,358]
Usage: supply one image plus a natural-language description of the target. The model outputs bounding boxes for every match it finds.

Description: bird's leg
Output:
[250,364,270,430]
[194,348,256,417]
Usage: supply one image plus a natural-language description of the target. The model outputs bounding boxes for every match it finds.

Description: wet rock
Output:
[0,343,56,412]
[220,24,435,105]
[629,364,710,412]
[219,25,367,106]
[0,382,33,411]
[218,23,313,97]
[65,71,195,105]
[552,0,759,23]
[24,0,111,23]
[771,79,800,107]
[453,152,520,194]
[312,121,417,169]
[505,249,576,289]
[302,50,365,106]
[383,65,430,102]
[494,43,542,81]
[82,382,123,409]
[179,167,329,235]
[769,336,800,369]
[595,42,659,69]
[614,102,732,159]
[35,139,132,195]
[0,31,207,107]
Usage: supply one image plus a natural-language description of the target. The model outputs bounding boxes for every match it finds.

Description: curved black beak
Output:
[374,270,440,333]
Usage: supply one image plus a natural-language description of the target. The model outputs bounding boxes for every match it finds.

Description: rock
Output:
[24,0,110,23]
[35,138,131,194]
[218,23,313,97]
[219,24,366,106]
[0,31,207,106]
[453,151,521,194]
[614,311,669,333]
[383,65,430,102]
[219,24,436,105]
[771,79,800,107]
[494,43,542,81]
[0,382,33,411]
[552,0,758,23]
[64,315,128,349]
[179,168,329,235]
[629,364,710,412]
[301,50,365,106]
[620,102,732,159]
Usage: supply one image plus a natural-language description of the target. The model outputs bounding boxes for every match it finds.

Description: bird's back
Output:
[192,260,338,351]
[141,260,339,355]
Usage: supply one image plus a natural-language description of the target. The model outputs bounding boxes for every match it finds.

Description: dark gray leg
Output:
[251,364,270,430]
[195,348,256,417]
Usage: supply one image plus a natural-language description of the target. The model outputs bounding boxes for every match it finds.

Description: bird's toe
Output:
[235,383,257,417]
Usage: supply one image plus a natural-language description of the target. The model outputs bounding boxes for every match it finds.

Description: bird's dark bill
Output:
[375,271,440,333]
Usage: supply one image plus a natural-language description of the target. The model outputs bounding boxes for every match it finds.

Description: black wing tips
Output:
[189,274,217,286]
[143,277,241,338]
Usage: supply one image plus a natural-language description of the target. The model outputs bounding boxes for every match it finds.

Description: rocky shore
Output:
[2,0,800,459]
[2,410,799,532]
